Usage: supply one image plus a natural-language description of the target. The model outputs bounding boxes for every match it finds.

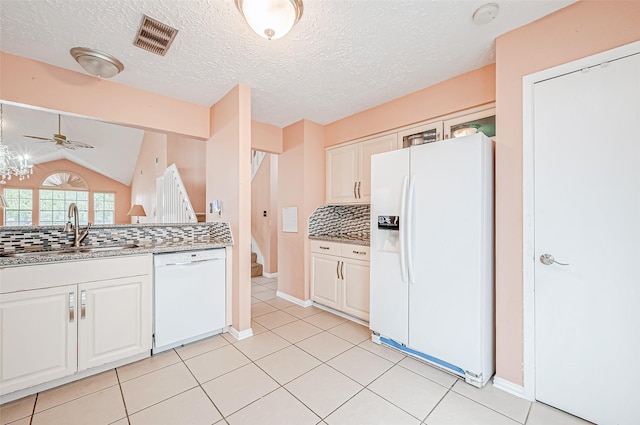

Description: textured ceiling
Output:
[0,0,575,128]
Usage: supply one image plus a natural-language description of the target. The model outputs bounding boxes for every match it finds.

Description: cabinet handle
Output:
[353,182,357,199]
[353,250,366,255]
[357,181,361,199]
[340,261,344,279]
[336,260,340,279]
[80,290,86,320]
[319,246,330,250]
[69,292,75,323]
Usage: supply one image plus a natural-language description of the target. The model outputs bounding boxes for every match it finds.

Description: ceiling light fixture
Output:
[0,104,33,184]
[235,0,303,40]
[70,47,124,78]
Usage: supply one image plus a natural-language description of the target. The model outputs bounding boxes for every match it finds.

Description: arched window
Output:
[42,172,89,190]
[39,172,90,225]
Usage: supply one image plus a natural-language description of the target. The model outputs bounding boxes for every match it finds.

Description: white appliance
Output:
[153,249,226,353]
[369,133,494,387]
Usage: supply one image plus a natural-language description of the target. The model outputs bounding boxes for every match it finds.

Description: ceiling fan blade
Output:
[66,140,94,149]
[23,135,51,141]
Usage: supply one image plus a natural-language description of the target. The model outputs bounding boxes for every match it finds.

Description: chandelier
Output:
[0,104,33,184]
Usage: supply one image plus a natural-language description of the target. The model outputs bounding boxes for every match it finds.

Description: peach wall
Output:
[167,135,206,214]
[251,154,278,274]
[277,120,325,301]
[494,0,640,386]
[252,120,283,154]
[206,85,252,333]
[130,131,167,223]
[0,52,209,139]
[0,158,130,225]
[324,64,496,147]
[269,154,279,273]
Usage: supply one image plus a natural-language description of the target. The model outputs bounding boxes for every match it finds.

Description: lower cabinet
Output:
[310,240,370,321]
[0,256,152,397]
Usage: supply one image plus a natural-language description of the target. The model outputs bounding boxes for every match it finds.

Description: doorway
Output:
[523,41,640,424]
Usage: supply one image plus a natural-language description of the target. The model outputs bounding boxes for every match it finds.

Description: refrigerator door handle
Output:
[399,175,409,283]
[406,174,416,285]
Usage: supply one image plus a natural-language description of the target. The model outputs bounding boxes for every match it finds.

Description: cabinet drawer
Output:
[310,240,342,256]
[342,245,370,261]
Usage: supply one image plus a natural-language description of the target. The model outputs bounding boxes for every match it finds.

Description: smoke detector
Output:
[133,15,178,56]
[473,3,499,25]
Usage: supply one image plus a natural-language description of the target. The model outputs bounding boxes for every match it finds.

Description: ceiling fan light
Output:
[236,0,303,40]
[70,47,124,78]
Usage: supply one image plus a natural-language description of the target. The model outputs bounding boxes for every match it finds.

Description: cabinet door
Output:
[77,275,152,371]
[398,121,443,149]
[0,285,77,395]
[341,258,370,321]
[326,145,359,204]
[443,108,495,139]
[311,253,341,310]
[358,134,399,203]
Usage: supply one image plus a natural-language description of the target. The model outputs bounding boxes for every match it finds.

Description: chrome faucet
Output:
[64,203,92,247]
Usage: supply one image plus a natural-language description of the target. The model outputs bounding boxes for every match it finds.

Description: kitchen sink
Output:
[0,244,139,258]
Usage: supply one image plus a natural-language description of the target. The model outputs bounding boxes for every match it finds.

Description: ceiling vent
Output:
[133,15,178,56]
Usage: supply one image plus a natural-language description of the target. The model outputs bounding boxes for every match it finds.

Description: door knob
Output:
[540,254,569,266]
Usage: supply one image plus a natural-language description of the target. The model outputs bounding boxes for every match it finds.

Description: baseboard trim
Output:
[276,291,313,307]
[262,272,278,278]
[228,326,253,341]
[493,377,527,399]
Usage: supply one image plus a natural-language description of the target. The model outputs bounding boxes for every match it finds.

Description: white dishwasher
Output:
[153,249,226,354]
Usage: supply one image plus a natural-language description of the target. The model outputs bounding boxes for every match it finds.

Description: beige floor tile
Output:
[121,362,198,414]
[425,391,520,425]
[253,290,277,301]
[327,321,371,344]
[325,389,420,425]
[327,346,394,386]
[251,276,276,285]
[303,311,348,330]
[185,345,250,384]
[250,296,262,304]
[250,320,268,335]
[282,304,324,319]
[255,345,322,385]
[117,349,181,382]
[250,301,278,317]
[109,419,129,425]
[251,285,272,295]
[31,385,125,425]
[271,319,323,343]
[526,402,594,425]
[222,331,238,343]
[369,365,448,420]
[35,370,118,413]
[226,387,319,425]
[201,363,278,416]
[398,356,459,389]
[6,418,31,425]
[0,394,36,424]
[175,333,230,360]
[296,332,354,362]
[233,331,290,361]
[263,296,296,309]
[262,281,278,290]
[358,339,407,363]
[452,380,531,423]
[129,387,222,425]
[285,364,362,418]
[252,310,298,329]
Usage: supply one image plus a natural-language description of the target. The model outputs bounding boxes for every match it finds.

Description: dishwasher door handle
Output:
[161,259,220,267]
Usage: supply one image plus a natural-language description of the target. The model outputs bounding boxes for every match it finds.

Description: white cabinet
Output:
[326,133,398,204]
[0,256,152,397]
[443,107,495,140]
[398,121,443,148]
[310,241,370,321]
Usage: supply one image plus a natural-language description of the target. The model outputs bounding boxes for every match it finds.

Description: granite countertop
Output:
[309,235,370,246]
[0,240,231,268]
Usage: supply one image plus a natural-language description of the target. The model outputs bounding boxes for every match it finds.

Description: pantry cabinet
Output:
[326,133,398,205]
[0,256,152,396]
[310,240,370,321]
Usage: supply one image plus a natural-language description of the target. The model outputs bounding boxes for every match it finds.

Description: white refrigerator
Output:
[369,133,494,387]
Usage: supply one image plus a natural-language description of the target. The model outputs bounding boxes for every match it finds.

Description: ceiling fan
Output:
[23,114,94,149]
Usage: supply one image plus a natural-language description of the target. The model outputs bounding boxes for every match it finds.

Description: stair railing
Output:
[156,164,197,223]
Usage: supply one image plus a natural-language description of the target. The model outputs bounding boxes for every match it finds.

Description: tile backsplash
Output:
[0,222,233,253]
[308,205,370,241]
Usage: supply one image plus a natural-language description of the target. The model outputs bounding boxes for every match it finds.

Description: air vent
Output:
[133,15,178,56]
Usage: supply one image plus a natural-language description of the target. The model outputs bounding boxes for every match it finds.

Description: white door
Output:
[341,258,370,321]
[78,276,152,371]
[310,253,342,310]
[534,52,640,425]
[326,145,358,204]
[0,285,77,395]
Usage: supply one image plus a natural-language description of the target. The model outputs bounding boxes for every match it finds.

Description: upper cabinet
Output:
[443,107,495,140]
[326,133,398,205]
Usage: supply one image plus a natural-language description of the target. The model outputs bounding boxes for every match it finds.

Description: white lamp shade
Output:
[237,0,302,40]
